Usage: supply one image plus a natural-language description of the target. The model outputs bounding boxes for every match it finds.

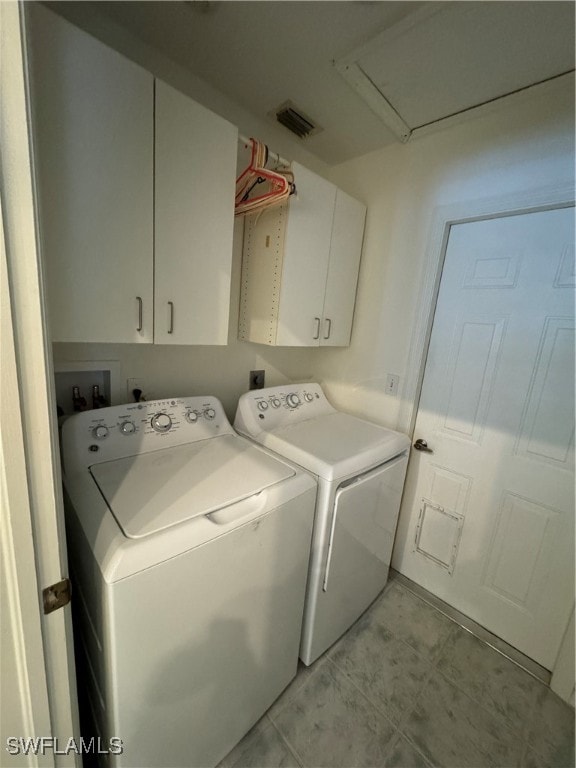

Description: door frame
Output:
[1,3,80,763]
[396,182,575,700]
[1,179,54,768]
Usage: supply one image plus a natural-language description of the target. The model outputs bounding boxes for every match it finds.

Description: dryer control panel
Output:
[62,396,234,474]
[235,382,335,436]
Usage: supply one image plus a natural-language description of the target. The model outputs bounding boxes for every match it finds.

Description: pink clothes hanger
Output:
[235,138,295,216]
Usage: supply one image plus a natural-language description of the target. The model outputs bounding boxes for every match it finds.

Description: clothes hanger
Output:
[235,138,295,216]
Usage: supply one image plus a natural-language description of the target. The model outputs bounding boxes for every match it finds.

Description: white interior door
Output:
[393,207,575,669]
[3,4,79,763]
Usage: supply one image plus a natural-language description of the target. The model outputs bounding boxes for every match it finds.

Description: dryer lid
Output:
[90,434,294,539]
[260,412,410,481]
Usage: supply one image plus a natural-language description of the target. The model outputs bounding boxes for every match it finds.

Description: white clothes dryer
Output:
[61,396,316,768]
[234,383,410,666]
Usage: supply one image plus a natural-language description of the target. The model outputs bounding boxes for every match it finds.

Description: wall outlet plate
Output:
[127,377,146,402]
[249,370,265,390]
[385,373,400,396]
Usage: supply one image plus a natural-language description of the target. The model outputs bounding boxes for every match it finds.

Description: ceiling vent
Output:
[273,101,322,139]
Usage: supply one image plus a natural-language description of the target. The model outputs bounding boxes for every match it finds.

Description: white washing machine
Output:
[235,383,410,666]
[61,396,316,768]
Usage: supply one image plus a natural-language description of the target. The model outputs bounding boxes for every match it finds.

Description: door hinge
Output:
[43,578,71,615]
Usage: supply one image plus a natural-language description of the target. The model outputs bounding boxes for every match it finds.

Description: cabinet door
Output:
[154,80,237,345]
[26,5,154,343]
[321,189,366,347]
[276,163,335,346]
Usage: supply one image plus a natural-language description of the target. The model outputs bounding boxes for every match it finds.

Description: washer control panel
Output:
[62,395,234,474]
[235,382,335,436]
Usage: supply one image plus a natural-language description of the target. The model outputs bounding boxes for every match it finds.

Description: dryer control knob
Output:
[286,393,301,408]
[92,425,109,440]
[304,392,314,402]
[271,398,281,409]
[120,421,136,435]
[204,408,216,420]
[257,401,268,411]
[151,413,172,433]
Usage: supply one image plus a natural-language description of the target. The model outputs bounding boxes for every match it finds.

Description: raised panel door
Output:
[393,207,575,668]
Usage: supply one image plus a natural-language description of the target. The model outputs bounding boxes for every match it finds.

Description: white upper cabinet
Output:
[154,81,237,345]
[239,163,366,347]
[27,5,154,343]
[27,7,236,346]
[276,164,336,346]
[321,189,367,347]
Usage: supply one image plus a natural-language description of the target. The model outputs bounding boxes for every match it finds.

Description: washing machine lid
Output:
[260,412,410,481]
[90,434,294,539]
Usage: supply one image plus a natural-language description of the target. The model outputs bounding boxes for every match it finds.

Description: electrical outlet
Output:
[127,377,145,402]
[385,374,400,396]
[249,370,265,390]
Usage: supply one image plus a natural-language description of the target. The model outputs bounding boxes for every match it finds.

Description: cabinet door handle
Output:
[313,317,321,340]
[136,296,143,332]
[168,301,174,334]
[323,318,332,340]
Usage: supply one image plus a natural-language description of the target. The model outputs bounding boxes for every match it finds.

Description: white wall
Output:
[311,75,575,430]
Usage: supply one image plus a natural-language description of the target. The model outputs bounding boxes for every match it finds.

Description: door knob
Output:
[413,438,433,453]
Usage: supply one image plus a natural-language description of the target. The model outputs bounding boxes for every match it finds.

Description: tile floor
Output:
[220,579,575,768]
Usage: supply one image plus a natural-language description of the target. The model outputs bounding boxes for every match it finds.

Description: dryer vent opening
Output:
[273,101,322,139]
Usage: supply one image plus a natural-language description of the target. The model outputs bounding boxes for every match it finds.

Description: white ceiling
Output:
[48,1,575,165]
[344,2,575,137]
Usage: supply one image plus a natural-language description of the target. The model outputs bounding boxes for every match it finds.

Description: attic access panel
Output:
[336,2,575,141]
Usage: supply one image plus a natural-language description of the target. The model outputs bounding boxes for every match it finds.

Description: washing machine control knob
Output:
[304,392,314,403]
[185,410,199,424]
[120,421,136,435]
[92,425,109,440]
[257,401,268,411]
[271,398,281,409]
[151,413,172,433]
[286,393,301,408]
[204,408,216,420]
